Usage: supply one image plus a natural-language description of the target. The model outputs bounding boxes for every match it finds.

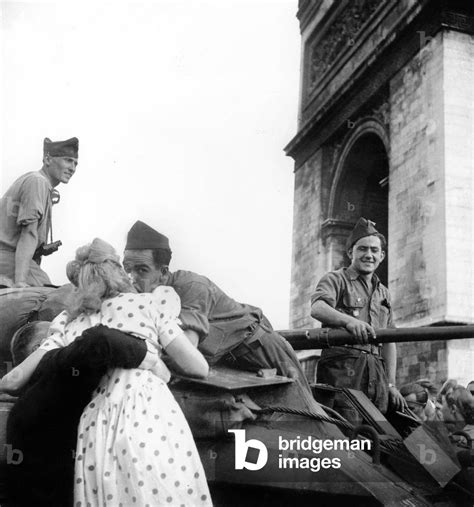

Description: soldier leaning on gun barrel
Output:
[0,137,78,288]
[311,217,406,423]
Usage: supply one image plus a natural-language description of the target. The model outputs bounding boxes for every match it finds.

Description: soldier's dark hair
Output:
[374,233,387,252]
[151,248,172,268]
[349,233,387,253]
[10,321,50,366]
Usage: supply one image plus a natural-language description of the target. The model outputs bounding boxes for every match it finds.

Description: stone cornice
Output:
[321,218,354,243]
[441,8,474,32]
[297,0,326,33]
[285,0,474,167]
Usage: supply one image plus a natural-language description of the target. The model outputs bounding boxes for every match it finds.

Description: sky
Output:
[1,0,301,328]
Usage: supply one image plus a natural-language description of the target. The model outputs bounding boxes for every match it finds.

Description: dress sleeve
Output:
[39,310,69,351]
[310,272,343,308]
[17,175,50,226]
[150,286,185,348]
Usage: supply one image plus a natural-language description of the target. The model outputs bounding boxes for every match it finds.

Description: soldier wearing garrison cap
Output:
[123,220,318,412]
[311,217,406,423]
[0,137,78,287]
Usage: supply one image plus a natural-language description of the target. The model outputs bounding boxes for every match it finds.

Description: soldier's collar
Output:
[346,265,380,286]
[346,265,360,281]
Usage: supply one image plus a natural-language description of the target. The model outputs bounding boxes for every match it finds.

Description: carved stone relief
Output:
[307,0,383,94]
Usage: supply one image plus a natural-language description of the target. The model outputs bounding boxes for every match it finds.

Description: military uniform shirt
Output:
[0,171,52,251]
[165,270,264,361]
[165,270,316,411]
[311,265,393,329]
[311,265,394,418]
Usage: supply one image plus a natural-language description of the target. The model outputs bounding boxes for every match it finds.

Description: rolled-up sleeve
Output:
[310,272,343,309]
[17,176,50,226]
[173,281,211,342]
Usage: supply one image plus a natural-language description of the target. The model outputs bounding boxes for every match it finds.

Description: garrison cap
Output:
[346,217,379,249]
[43,137,79,158]
[125,221,170,250]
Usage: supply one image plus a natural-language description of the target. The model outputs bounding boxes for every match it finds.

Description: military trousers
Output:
[317,346,389,424]
[224,327,316,411]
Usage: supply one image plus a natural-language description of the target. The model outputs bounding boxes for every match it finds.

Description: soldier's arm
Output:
[14,175,51,287]
[14,222,39,287]
[382,342,406,411]
[52,325,148,375]
[382,342,397,385]
[174,281,212,342]
[312,301,373,344]
[311,300,353,327]
[311,273,374,343]
[382,303,406,410]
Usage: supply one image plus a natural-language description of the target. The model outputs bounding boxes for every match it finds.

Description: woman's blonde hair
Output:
[66,238,134,320]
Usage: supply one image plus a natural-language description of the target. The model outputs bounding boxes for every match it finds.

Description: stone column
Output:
[389,29,474,385]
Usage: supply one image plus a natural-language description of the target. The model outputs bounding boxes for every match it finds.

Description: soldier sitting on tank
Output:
[3,322,153,507]
[0,137,78,288]
[310,217,406,423]
[123,220,316,411]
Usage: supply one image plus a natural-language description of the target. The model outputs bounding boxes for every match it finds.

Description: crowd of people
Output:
[0,137,473,505]
[399,378,474,433]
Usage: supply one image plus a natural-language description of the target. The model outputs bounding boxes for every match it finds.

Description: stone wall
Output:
[289,2,474,386]
[389,30,447,327]
[397,340,447,386]
[290,149,325,329]
[443,30,474,387]
[443,30,474,324]
[389,29,474,386]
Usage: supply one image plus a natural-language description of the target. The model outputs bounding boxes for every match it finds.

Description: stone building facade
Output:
[285,0,474,386]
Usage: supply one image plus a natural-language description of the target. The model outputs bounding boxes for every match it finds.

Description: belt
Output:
[227,323,268,360]
[343,344,381,356]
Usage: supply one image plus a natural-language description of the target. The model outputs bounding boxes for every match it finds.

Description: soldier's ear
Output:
[347,247,353,259]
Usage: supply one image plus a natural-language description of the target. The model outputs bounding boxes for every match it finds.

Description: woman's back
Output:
[43,287,181,351]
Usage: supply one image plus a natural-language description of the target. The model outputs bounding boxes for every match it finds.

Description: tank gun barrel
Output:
[278,325,474,350]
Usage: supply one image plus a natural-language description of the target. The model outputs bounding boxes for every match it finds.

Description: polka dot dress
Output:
[41,287,211,506]
[74,368,211,506]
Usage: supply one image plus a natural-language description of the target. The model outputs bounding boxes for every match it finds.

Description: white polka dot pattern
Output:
[74,369,211,506]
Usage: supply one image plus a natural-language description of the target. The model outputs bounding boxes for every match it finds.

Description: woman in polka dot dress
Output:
[39,238,212,507]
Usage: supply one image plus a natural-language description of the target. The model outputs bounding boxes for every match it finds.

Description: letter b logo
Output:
[228,429,268,471]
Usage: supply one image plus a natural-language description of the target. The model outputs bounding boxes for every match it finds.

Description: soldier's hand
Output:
[388,385,407,412]
[345,319,376,344]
